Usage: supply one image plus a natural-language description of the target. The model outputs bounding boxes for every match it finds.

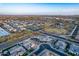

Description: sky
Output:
[0,3,79,15]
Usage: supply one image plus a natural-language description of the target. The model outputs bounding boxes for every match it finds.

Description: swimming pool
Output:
[0,27,10,36]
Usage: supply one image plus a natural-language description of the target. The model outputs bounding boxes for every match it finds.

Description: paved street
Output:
[0,36,30,50]
[30,43,69,56]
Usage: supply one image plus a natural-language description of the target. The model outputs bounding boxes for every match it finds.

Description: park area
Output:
[42,19,75,35]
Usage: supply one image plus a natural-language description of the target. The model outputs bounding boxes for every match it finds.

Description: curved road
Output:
[30,44,68,56]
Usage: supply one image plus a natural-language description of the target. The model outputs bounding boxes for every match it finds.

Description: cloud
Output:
[0,4,79,15]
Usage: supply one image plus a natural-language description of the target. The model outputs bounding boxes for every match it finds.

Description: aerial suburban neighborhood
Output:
[0,15,79,56]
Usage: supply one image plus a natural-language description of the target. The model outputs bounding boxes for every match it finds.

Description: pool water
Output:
[0,27,10,36]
